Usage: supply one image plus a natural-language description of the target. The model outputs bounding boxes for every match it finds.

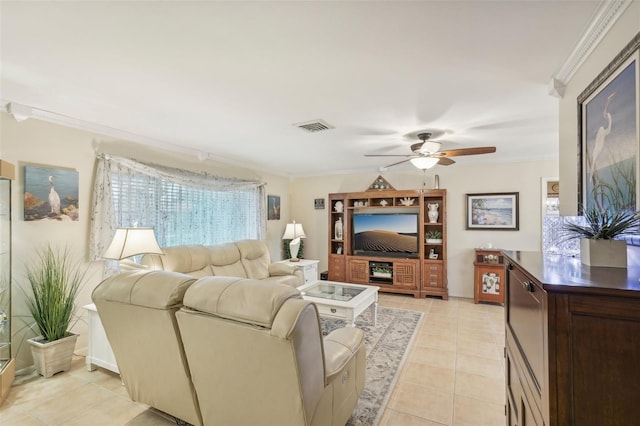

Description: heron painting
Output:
[580,43,638,215]
[24,165,79,221]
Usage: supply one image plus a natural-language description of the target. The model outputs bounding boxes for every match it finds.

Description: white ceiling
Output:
[1,1,603,177]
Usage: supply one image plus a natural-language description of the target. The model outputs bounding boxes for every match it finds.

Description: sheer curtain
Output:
[89,154,266,261]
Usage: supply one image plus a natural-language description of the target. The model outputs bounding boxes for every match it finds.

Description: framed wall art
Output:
[267,195,280,220]
[24,165,79,221]
[466,192,519,230]
[578,32,640,214]
[314,198,325,209]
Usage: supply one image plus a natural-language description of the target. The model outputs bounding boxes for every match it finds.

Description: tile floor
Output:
[0,294,506,426]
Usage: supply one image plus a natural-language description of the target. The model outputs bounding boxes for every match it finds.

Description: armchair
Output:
[176,276,366,426]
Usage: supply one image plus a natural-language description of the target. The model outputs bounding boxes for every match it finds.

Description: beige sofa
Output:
[141,239,303,287]
[92,271,365,426]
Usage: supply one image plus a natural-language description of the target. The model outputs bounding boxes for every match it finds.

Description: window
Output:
[90,154,265,261]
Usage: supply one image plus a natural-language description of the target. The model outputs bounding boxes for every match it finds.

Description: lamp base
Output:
[289,257,300,262]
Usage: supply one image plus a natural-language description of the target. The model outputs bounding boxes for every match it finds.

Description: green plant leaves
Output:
[24,246,86,342]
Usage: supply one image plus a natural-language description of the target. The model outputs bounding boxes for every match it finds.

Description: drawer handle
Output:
[522,281,534,292]
[507,262,514,271]
[331,308,337,313]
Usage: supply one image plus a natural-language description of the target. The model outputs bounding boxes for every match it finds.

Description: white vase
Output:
[580,239,627,268]
[427,203,439,223]
[28,333,78,378]
[334,217,343,240]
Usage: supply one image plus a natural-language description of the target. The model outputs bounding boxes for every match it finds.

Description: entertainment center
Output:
[328,188,447,299]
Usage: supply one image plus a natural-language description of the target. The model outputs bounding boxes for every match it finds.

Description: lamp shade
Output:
[103,228,163,260]
[282,222,306,240]
[410,157,439,170]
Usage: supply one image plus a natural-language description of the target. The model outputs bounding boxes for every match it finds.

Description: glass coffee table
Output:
[298,281,378,327]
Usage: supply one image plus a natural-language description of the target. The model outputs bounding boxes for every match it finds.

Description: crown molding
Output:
[548,0,632,98]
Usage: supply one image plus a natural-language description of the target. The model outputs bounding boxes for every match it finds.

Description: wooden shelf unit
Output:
[327,189,447,298]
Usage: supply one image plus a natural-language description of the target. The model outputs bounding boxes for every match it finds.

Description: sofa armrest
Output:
[323,327,365,383]
[268,262,297,276]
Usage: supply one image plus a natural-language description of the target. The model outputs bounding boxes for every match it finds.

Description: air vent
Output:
[294,119,334,133]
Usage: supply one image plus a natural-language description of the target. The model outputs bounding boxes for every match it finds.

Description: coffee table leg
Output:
[347,311,356,327]
[371,301,378,327]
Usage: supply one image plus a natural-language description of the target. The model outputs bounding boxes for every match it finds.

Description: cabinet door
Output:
[475,264,504,304]
[347,258,369,284]
[328,254,345,282]
[393,260,418,289]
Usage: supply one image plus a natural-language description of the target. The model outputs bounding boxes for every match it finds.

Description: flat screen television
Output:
[352,213,419,258]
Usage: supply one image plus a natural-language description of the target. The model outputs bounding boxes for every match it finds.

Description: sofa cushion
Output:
[207,242,248,278]
[142,245,213,277]
[235,239,271,280]
[183,276,301,328]
[261,274,301,288]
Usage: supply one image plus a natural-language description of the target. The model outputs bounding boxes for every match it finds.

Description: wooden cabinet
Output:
[327,189,447,298]
[504,251,640,426]
[473,248,505,304]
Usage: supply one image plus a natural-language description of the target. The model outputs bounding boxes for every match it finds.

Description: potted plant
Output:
[426,230,443,244]
[24,245,86,378]
[561,206,640,268]
[372,266,392,278]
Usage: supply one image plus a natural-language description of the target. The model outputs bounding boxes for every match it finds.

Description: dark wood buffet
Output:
[503,250,640,426]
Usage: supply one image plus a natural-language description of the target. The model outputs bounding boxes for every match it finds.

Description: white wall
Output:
[0,112,292,371]
[559,3,640,215]
[289,159,558,298]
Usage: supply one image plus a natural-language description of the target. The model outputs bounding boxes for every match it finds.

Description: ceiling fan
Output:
[365,132,496,170]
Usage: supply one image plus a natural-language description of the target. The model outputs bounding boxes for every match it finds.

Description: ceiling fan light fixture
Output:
[410,157,439,170]
[420,141,441,154]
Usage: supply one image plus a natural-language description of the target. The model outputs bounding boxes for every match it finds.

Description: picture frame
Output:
[24,164,79,221]
[314,198,325,209]
[267,195,280,220]
[466,192,519,230]
[578,33,640,213]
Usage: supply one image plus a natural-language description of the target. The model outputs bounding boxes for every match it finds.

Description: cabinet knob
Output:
[507,262,514,271]
[522,281,534,292]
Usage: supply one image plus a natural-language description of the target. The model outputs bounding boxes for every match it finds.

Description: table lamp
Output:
[103,227,163,271]
[282,221,306,262]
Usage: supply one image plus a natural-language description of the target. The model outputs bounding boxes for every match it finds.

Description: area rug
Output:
[127,306,422,426]
[321,306,423,426]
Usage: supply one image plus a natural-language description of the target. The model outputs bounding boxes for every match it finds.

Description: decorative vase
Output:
[427,203,439,223]
[334,217,343,240]
[580,239,627,268]
[434,174,440,189]
[28,333,78,378]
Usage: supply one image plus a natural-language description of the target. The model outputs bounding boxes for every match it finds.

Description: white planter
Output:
[580,239,627,268]
[426,239,443,244]
[28,333,78,378]
[372,272,392,278]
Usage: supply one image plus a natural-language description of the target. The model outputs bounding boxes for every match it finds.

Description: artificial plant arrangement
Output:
[24,245,87,378]
[561,205,640,268]
[425,230,443,242]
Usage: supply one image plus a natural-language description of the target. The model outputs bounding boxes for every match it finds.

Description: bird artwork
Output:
[48,175,61,215]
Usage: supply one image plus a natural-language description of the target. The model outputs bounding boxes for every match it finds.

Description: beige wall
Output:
[0,112,292,371]
[559,3,640,215]
[289,160,558,298]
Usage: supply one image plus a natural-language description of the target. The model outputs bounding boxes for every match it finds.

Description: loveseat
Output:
[92,271,366,426]
[140,239,303,287]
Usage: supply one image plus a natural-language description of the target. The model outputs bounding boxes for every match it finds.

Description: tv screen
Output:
[352,213,419,257]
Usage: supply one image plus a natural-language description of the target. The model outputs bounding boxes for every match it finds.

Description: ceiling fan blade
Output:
[384,158,413,168]
[364,154,414,157]
[437,157,455,166]
[439,147,496,157]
